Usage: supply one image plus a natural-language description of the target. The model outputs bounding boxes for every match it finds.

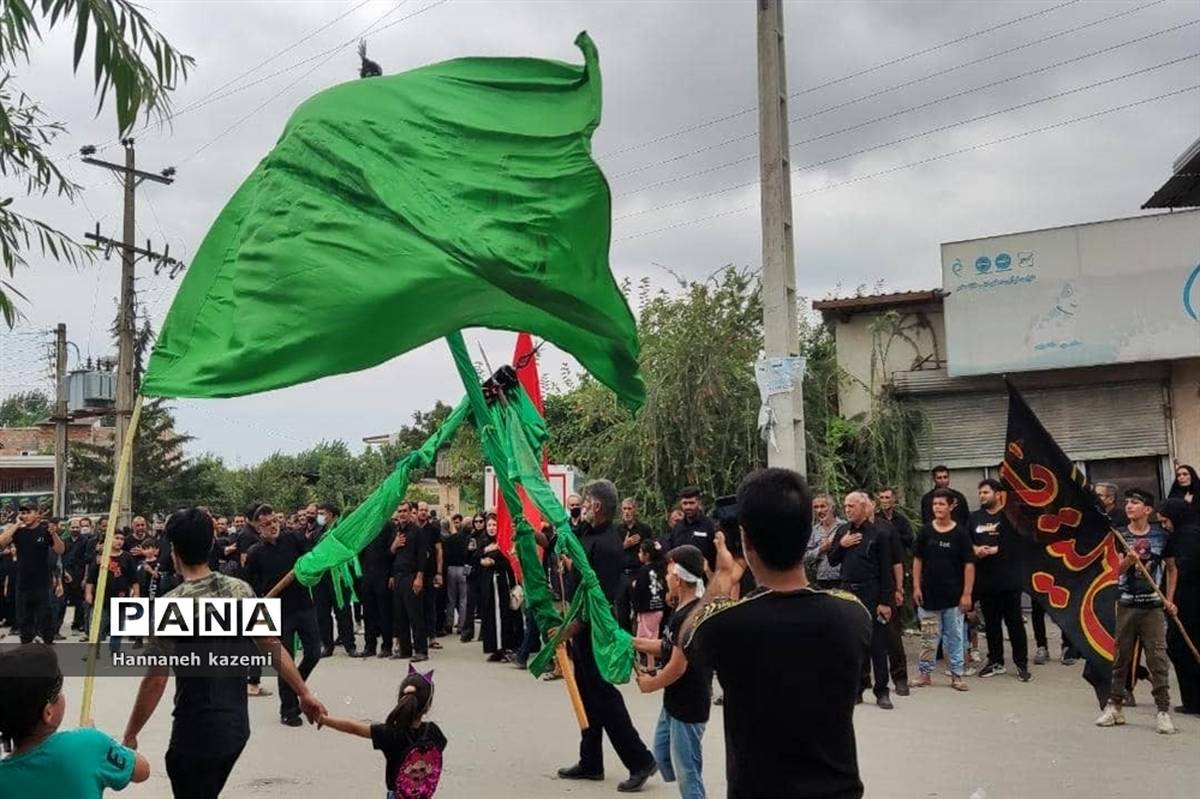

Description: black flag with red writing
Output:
[1000,381,1120,706]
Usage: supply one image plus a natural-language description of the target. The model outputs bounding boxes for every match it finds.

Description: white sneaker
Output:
[1157,712,1177,735]
[1095,703,1125,727]
[944,666,978,677]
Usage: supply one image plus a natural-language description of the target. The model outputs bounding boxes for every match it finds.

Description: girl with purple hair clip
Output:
[319,664,446,799]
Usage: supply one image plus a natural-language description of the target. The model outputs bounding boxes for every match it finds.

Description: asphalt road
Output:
[57,624,1199,798]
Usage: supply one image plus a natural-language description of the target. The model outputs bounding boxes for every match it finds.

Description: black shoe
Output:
[486,651,506,662]
[391,652,410,660]
[321,646,335,658]
[377,649,392,659]
[349,650,375,659]
[131,639,144,650]
[344,647,358,656]
[617,762,657,792]
[876,693,894,710]
[557,763,604,781]
[460,635,474,643]
[1018,668,1032,682]
[281,715,303,727]
[894,681,910,697]
[411,653,429,663]
[713,694,724,706]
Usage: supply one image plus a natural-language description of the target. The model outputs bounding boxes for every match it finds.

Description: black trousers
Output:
[978,589,1028,669]
[165,744,245,799]
[844,583,889,695]
[423,578,437,641]
[435,579,449,634]
[16,588,54,644]
[361,578,393,653]
[279,609,321,720]
[392,573,427,657]
[1168,586,1200,712]
[313,580,355,652]
[572,633,654,775]
[614,571,636,633]
[886,605,908,685]
[461,572,481,641]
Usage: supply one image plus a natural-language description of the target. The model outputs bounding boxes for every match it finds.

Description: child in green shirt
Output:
[0,644,149,799]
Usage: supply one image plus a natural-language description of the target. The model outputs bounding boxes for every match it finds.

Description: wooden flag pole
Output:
[556,643,588,729]
[1110,529,1200,665]
[79,394,144,726]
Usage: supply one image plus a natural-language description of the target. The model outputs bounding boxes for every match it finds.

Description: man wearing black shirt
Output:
[0,505,64,645]
[970,479,1031,681]
[311,503,357,657]
[669,487,718,570]
[124,508,327,798]
[354,520,397,658]
[913,489,976,691]
[875,488,911,695]
[414,502,443,652]
[244,503,322,726]
[390,502,429,661]
[617,498,653,634]
[683,468,871,799]
[556,479,657,792]
[1095,482,1129,528]
[442,514,471,636]
[919,466,970,528]
[829,492,895,709]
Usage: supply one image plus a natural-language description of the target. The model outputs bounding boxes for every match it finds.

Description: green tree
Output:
[1,1,193,325]
[0,388,49,425]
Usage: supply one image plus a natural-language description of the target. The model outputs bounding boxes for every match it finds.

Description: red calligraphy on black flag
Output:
[999,382,1121,692]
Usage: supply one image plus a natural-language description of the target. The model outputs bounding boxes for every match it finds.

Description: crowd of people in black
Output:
[1,460,1198,799]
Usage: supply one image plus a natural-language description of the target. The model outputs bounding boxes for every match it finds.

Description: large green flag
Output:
[142,33,642,410]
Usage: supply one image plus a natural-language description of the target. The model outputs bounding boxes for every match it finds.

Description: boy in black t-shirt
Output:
[683,468,871,799]
[912,489,975,691]
[633,545,711,799]
[85,532,139,654]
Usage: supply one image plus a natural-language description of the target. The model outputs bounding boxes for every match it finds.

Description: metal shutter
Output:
[908,381,1168,469]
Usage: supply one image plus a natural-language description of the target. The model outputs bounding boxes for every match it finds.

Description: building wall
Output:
[830,306,945,419]
[1171,358,1200,468]
[0,423,114,456]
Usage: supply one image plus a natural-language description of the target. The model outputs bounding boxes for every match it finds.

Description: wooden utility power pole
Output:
[756,0,806,475]
[80,139,182,527]
[53,322,68,517]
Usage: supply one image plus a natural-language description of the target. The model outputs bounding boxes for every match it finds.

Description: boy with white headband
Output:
[632,545,711,799]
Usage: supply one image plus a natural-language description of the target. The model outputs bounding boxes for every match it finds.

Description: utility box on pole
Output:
[756,0,806,475]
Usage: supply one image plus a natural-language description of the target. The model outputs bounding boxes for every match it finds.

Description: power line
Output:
[600,0,1093,159]
[610,14,1197,183]
[613,83,1200,244]
[179,0,451,166]
[614,52,1199,221]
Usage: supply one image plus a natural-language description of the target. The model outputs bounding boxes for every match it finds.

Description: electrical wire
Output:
[614,52,1200,221]
[613,83,1200,244]
[609,15,1199,183]
[600,0,1114,159]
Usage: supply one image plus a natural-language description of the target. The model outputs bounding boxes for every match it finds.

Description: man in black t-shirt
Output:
[919,466,970,528]
[683,468,871,799]
[633,545,711,798]
[245,503,322,726]
[669,487,718,570]
[970,479,1030,681]
[913,489,976,691]
[355,520,397,658]
[0,505,64,644]
[616,498,653,634]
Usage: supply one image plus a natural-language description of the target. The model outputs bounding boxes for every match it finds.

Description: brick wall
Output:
[0,422,114,456]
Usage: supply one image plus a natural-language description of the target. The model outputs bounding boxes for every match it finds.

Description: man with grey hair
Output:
[556,479,658,791]
[804,493,844,589]
[829,492,895,709]
[1095,482,1128,528]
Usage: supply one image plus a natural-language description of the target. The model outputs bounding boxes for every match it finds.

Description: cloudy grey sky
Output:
[3,0,1196,464]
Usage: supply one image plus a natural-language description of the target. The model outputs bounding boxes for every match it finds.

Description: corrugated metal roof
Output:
[1143,134,1200,209]
[812,289,943,315]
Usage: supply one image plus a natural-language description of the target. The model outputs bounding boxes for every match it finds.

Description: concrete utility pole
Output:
[53,322,68,517]
[756,0,806,475]
[80,139,182,527]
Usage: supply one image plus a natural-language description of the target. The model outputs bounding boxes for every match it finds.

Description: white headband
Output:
[672,563,706,598]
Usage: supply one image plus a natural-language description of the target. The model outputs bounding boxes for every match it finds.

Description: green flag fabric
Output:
[142,33,643,410]
[292,398,470,588]
[446,332,632,683]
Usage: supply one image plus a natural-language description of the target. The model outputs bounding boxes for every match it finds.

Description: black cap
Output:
[678,486,701,500]
[667,545,706,581]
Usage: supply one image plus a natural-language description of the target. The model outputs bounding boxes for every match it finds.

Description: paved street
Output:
[64,623,1198,799]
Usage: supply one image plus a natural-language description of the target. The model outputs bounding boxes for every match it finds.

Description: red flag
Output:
[495,333,547,577]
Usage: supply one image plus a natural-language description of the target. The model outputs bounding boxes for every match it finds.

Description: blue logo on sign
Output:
[995,253,1012,271]
[951,258,963,276]
[1184,263,1200,321]
[975,256,992,274]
